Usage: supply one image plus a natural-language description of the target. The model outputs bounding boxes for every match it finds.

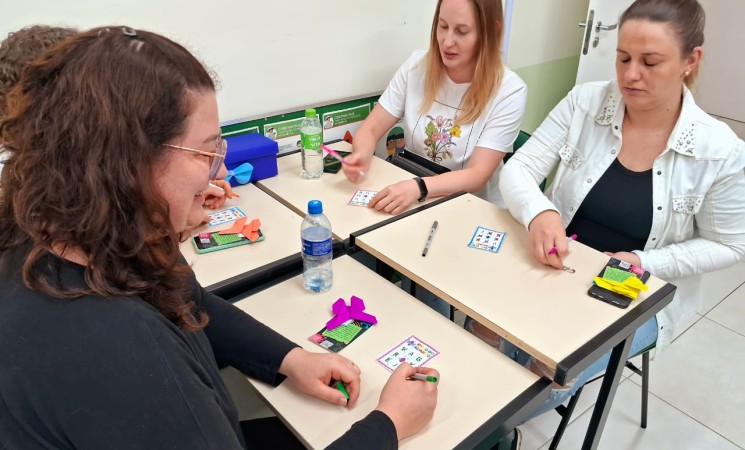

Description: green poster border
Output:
[220,95,380,139]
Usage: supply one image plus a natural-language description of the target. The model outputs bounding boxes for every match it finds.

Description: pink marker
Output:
[322,144,366,179]
[321,145,348,165]
[548,234,577,255]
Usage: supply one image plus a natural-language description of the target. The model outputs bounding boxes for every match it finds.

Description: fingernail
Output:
[338,397,348,405]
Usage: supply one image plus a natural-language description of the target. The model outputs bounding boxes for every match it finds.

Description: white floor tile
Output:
[517,341,647,449]
[707,282,745,337]
[538,379,742,450]
[696,262,745,314]
[519,379,605,450]
[631,317,745,446]
[671,312,703,343]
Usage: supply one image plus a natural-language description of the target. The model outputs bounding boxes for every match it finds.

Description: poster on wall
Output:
[385,124,406,158]
[223,126,259,138]
[321,104,370,144]
[368,101,406,159]
[263,117,304,155]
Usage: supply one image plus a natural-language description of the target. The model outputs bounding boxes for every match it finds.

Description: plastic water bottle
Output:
[300,108,323,179]
[301,200,333,293]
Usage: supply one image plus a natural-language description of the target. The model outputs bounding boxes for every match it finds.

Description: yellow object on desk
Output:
[593,275,649,299]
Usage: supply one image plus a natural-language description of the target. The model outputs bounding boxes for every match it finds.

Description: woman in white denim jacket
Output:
[482,0,745,420]
[500,79,745,354]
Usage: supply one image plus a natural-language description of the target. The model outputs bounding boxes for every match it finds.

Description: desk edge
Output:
[348,191,467,248]
[556,282,677,385]
[454,377,552,450]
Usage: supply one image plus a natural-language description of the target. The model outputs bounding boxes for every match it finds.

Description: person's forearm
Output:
[352,123,380,158]
[201,289,298,385]
[636,237,744,279]
[326,411,398,450]
[420,167,492,199]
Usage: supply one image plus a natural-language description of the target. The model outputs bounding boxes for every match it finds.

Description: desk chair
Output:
[549,344,654,450]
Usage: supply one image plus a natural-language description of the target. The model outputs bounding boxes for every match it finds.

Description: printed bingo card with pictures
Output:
[376,335,439,372]
[348,189,378,207]
[468,225,507,253]
[207,206,247,227]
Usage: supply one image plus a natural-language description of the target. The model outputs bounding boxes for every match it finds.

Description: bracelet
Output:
[413,177,428,202]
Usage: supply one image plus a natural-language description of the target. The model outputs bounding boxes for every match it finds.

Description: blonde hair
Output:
[421,0,505,124]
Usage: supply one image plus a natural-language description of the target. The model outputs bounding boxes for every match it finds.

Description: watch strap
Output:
[414,177,428,202]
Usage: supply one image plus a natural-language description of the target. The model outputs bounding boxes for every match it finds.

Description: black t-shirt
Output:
[567,158,653,253]
[0,247,397,449]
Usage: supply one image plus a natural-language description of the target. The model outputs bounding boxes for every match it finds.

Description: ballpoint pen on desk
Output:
[322,145,366,179]
[409,373,438,383]
[422,221,438,257]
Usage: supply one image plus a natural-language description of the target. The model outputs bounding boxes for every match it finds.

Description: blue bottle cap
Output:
[308,200,323,214]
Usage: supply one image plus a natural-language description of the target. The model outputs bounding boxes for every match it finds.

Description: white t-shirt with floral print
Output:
[378,50,527,207]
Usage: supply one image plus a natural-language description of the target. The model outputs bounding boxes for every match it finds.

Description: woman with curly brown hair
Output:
[0,25,77,177]
[0,26,437,449]
[0,25,77,117]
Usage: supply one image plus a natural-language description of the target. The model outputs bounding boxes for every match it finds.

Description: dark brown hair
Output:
[0,26,215,330]
[423,0,505,124]
[0,25,77,117]
[620,0,705,86]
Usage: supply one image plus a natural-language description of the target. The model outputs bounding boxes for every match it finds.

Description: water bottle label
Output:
[302,238,332,256]
[301,131,322,151]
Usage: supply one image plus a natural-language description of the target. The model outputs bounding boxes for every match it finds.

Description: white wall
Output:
[695,0,745,138]
[505,0,589,132]
[1,0,435,123]
[505,0,588,69]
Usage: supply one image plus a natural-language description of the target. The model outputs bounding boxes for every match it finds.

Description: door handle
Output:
[579,10,595,55]
[595,21,618,32]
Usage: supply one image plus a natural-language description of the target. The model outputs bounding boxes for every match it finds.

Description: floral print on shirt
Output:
[423,115,461,163]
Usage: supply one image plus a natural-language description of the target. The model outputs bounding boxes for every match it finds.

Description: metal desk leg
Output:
[581,336,633,450]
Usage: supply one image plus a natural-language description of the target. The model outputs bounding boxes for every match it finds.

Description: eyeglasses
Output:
[163,138,227,180]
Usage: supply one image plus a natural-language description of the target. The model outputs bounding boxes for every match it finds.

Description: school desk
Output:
[180,183,305,299]
[233,255,551,449]
[349,193,676,450]
[255,141,432,243]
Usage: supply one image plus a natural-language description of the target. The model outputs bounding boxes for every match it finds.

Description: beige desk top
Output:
[234,255,547,449]
[255,141,431,241]
[180,183,304,290]
[353,193,670,372]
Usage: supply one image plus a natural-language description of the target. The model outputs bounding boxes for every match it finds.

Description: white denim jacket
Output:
[500,80,745,353]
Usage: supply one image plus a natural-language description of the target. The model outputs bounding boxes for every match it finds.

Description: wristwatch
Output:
[413,177,428,202]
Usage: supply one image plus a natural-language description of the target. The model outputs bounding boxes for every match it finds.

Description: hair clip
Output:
[121,27,138,37]
[97,28,111,37]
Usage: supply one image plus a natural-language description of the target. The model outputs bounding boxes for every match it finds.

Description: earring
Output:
[684,70,691,77]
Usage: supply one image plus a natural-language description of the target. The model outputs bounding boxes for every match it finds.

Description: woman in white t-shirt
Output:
[342,0,527,212]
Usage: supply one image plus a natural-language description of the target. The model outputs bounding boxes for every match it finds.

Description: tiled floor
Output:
[225,262,745,449]
[517,262,745,450]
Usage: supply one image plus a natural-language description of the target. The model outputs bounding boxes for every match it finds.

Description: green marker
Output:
[410,373,438,383]
[334,381,350,400]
